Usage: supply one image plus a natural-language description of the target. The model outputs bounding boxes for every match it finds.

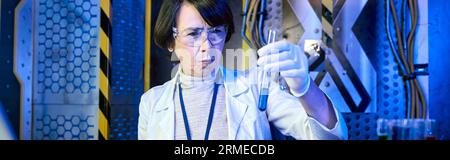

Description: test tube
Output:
[424,119,437,140]
[258,29,279,111]
[377,119,390,140]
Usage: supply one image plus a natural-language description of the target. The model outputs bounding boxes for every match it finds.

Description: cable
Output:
[242,0,253,48]
[407,0,418,118]
[241,0,268,50]
[401,0,412,119]
[407,0,426,119]
[258,0,267,46]
[411,0,427,119]
[385,0,408,75]
[385,0,409,119]
[412,0,426,119]
[386,0,427,119]
[249,0,261,48]
[391,0,416,119]
[243,0,257,48]
[401,0,407,57]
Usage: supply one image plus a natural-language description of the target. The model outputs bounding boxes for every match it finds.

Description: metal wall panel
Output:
[33,0,100,140]
[14,0,33,139]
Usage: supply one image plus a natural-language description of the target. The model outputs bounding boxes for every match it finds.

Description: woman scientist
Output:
[138,0,347,140]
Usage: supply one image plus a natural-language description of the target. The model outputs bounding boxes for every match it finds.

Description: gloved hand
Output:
[257,40,311,97]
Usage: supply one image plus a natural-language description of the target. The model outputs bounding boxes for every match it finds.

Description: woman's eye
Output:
[211,28,224,33]
[187,32,201,37]
[211,29,221,33]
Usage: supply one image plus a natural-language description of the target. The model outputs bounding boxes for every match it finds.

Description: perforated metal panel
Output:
[343,113,378,140]
[264,0,283,39]
[109,0,145,140]
[354,0,407,120]
[110,105,138,140]
[33,0,100,140]
[111,0,144,104]
[347,0,408,139]
[376,0,407,120]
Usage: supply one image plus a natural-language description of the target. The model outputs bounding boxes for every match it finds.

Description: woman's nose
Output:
[200,36,212,53]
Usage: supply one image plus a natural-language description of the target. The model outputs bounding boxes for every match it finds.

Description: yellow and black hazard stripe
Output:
[321,0,334,47]
[313,0,335,82]
[99,0,112,140]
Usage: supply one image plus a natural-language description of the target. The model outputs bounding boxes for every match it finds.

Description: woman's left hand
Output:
[257,40,311,97]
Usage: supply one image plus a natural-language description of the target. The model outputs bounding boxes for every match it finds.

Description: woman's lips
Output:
[201,60,212,68]
[200,57,215,68]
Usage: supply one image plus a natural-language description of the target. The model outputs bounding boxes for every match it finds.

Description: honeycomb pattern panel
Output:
[34,0,99,104]
[110,0,145,104]
[32,104,98,140]
[110,111,138,140]
[34,114,96,140]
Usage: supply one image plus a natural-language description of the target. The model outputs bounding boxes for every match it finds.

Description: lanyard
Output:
[178,83,219,140]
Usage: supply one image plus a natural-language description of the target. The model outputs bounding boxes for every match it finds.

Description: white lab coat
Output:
[138,67,348,140]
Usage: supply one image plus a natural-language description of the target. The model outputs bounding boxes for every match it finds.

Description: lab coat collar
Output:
[154,66,250,111]
[153,66,250,139]
[154,76,177,112]
[221,67,249,97]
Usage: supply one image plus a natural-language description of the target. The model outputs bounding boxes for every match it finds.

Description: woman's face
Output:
[172,3,226,77]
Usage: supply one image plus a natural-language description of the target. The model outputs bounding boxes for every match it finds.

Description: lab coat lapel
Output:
[222,68,250,140]
[151,67,251,140]
[153,74,178,139]
[225,93,249,140]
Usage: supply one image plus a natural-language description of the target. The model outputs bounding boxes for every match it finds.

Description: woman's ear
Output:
[168,43,175,52]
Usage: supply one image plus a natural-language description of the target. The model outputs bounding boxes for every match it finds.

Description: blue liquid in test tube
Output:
[258,29,279,111]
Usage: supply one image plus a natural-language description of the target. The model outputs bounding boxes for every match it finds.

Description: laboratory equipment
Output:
[258,29,280,111]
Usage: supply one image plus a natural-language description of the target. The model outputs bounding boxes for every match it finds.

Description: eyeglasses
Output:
[172,25,228,47]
